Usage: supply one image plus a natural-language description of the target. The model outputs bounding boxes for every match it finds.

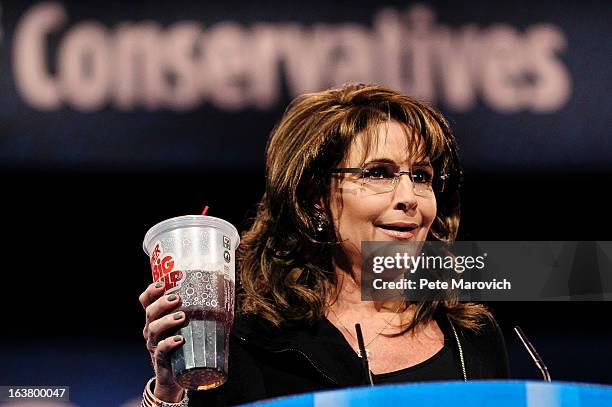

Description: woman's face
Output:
[330,121,437,263]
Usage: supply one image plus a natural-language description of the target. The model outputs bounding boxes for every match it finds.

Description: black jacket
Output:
[188,313,510,406]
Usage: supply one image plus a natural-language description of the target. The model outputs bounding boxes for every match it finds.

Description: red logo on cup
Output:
[151,243,184,290]
[223,235,231,250]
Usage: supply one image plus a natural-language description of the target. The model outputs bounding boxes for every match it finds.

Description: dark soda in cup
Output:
[143,215,239,390]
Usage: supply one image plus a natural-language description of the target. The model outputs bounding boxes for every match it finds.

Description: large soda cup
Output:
[143,215,240,390]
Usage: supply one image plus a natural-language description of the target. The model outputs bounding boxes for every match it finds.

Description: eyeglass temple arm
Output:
[330,168,362,174]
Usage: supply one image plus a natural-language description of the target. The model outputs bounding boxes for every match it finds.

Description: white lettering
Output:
[373,256,385,273]
[162,22,202,110]
[452,279,512,290]
[58,22,111,111]
[402,5,435,102]
[112,22,163,110]
[326,25,372,86]
[481,25,527,113]
[525,24,571,112]
[373,9,402,89]
[11,3,572,113]
[279,25,331,96]
[206,22,250,109]
[419,279,448,290]
[13,2,65,110]
[433,25,481,111]
[249,25,282,109]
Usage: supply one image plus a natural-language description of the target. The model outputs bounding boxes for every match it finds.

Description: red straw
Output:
[201,205,209,216]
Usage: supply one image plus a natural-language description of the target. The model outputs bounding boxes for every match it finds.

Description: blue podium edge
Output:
[240,380,612,407]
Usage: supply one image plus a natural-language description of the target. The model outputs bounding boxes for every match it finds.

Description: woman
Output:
[139,84,509,406]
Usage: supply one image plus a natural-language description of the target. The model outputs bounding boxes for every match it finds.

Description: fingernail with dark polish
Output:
[173,335,182,342]
[167,294,177,301]
[154,282,163,288]
[173,312,183,320]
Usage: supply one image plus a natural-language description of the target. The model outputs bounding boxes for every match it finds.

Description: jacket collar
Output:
[232,313,369,386]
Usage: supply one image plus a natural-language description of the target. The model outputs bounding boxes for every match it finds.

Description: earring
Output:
[315,212,327,232]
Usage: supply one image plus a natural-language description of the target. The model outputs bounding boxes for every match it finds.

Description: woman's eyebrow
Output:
[364,157,432,166]
[364,157,396,164]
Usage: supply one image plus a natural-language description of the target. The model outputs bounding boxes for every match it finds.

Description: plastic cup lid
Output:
[143,215,240,255]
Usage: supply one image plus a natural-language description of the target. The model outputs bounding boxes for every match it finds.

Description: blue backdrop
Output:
[0,0,609,173]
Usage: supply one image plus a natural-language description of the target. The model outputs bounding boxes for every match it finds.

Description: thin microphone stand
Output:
[355,323,374,386]
[514,326,552,382]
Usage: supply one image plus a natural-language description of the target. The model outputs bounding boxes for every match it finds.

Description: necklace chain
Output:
[329,307,468,381]
[329,303,402,358]
[449,319,467,381]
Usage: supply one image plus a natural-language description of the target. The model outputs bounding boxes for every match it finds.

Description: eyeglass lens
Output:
[361,162,434,196]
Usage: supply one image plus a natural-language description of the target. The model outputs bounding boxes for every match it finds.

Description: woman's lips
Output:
[376,226,416,240]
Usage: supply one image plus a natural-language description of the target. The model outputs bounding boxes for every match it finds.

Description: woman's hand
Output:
[139,281,186,402]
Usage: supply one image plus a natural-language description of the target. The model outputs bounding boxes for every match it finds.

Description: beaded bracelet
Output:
[141,377,189,407]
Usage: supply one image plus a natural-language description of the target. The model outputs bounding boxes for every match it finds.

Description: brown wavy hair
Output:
[237,83,491,332]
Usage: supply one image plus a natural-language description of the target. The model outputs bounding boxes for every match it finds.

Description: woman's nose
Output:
[392,174,418,211]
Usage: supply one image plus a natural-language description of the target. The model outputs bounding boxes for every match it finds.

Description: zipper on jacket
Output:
[236,335,339,385]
